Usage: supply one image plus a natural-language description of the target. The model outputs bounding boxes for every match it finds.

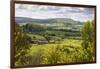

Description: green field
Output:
[25,37,95,65]
[14,20,95,66]
[29,39,83,55]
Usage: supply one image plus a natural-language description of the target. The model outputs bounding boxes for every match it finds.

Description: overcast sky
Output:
[15,4,94,22]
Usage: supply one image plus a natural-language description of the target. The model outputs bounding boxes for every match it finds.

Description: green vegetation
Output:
[14,18,95,66]
[81,21,95,61]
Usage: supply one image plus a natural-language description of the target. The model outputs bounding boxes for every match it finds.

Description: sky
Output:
[15,4,95,22]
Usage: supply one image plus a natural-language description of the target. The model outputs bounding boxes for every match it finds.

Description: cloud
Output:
[15,4,94,22]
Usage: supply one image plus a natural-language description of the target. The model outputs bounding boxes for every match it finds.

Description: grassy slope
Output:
[29,39,83,57]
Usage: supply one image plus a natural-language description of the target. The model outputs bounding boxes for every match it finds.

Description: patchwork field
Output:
[14,17,95,66]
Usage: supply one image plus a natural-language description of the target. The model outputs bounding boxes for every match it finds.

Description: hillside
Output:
[15,17,83,25]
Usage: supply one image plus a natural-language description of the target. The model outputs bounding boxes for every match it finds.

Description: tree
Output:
[43,35,51,43]
[81,21,95,61]
[14,23,32,65]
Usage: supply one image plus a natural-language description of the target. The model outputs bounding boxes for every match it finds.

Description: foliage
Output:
[81,21,95,61]
[15,20,95,66]
[14,23,32,65]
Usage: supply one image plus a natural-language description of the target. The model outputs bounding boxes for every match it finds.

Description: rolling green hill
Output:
[15,17,83,25]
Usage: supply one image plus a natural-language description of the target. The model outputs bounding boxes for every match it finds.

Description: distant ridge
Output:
[15,17,82,24]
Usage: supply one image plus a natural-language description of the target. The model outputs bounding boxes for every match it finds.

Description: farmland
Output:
[14,17,95,66]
